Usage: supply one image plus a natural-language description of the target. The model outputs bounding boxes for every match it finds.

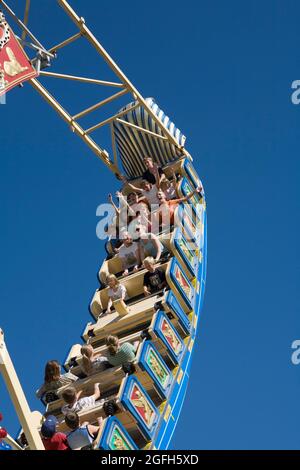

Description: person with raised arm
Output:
[156,185,203,230]
[61,383,102,415]
[121,176,160,207]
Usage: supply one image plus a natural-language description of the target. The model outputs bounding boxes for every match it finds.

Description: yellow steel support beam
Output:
[0,329,44,450]
[57,0,182,150]
[29,78,119,174]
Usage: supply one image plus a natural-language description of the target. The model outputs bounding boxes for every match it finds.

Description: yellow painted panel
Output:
[159,401,167,414]
[164,404,172,422]
[177,369,184,384]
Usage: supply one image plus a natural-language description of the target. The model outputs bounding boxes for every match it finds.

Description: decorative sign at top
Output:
[0,12,10,49]
[0,11,37,97]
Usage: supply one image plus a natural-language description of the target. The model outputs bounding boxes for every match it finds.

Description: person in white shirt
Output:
[121,177,160,207]
[115,232,141,276]
[61,384,102,415]
[116,190,150,229]
[137,224,164,263]
[106,274,128,314]
[160,178,177,200]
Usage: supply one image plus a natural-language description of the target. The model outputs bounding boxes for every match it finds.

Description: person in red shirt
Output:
[41,415,70,451]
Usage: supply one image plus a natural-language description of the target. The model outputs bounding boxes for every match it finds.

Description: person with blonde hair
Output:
[106,274,128,314]
[80,344,109,376]
[36,360,78,400]
[105,335,139,367]
[143,257,167,296]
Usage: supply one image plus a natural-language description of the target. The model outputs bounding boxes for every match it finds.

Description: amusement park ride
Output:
[0,0,207,450]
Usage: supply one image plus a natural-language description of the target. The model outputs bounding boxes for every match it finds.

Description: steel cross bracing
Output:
[0,0,185,175]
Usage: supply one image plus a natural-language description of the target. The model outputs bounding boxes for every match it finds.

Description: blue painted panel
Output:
[99,416,138,450]
[151,206,208,450]
[160,371,190,450]
[153,310,185,364]
[120,375,159,440]
[139,341,173,398]
[0,442,12,451]
[183,159,203,190]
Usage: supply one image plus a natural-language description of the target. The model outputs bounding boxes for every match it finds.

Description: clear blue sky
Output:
[1,0,299,450]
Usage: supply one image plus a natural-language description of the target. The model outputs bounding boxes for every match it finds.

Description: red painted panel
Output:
[0,12,37,97]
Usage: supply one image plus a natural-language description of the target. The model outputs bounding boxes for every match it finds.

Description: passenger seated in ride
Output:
[143,257,167,296]
[160,172,180,200]
[106,274,128,314]
[41,415,70,451]
[36,360,78,400]
[65,411,103,451]
[137,224,163,263]
[114,232,140,276]
[108,193,128,243]
[61,383,102,415]
[115,190,150,241]
[121,177,160,207]
[143,157,166,186]
[118,191,150,228]
[105,335,139,367]
[80,345,110,376]
[155,186,203,231]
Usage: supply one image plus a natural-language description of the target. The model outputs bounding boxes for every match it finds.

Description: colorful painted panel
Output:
[172,228,197,278]
[154,310,184,363]
[99,416,138,450]
[121,376,159,439]
[179,178,204,219]
[139,341,172,397]
[165,289,191,333]
[168,258,195,311]
[175,204,201,249]
[183,159,203,190]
